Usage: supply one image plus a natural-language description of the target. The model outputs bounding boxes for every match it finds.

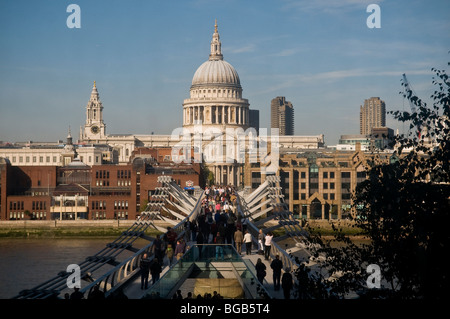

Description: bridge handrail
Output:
[235,191,300,274]
[88,190,204,298]
[80,242,154,298]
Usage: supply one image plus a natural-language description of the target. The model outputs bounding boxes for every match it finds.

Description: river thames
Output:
[0,238,113,299]
[0,236,370,299]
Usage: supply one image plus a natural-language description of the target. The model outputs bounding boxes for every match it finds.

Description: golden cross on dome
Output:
[214,19,218,33]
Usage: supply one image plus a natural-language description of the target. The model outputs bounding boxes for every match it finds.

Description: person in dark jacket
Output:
[139,253,151,289]
[281,267,294,299]
[174,239,186,260]
[150,258,162,285]
[255,258,266,284]
[270,254,283,291]
[215,232,224,260]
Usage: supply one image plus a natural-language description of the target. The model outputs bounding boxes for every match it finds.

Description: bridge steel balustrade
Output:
[84,180,204,299]
[235,175,313,277]
[12,176,203,299]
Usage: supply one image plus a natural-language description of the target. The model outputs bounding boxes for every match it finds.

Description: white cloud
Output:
[247,66,432,95]
[280,0,384,14]
[228,44,256,54]
[270,48,304,57]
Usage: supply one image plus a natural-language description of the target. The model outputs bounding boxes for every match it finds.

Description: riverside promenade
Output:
[0,219,173,237]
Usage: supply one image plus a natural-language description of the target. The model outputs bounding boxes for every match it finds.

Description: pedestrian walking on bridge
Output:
[270,255,283,291]
[281,267,294,299]
[234,227,244,255]
[139,253,151,290]
[243,230,252,255]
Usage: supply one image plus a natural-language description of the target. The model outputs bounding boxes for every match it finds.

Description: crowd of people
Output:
[65,184,294,299]
[137,184,294,298]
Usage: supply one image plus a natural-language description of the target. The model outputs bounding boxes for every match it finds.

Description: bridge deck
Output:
[122,242,291,299]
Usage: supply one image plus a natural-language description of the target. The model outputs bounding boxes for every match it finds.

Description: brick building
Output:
[0,148,202,220]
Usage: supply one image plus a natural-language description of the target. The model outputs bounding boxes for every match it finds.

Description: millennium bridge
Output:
[12,175,323,300]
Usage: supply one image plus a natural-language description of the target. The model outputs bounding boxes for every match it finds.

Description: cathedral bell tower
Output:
[82,81,106,141]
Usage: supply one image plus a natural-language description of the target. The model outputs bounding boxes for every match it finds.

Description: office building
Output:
[271,96,294,136]
[360,97,386,135]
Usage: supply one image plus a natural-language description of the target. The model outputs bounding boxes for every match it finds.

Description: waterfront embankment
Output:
[0,220,172,238]
[0,219,365,238]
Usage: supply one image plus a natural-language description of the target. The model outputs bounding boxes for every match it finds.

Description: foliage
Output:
[295,63,450,299]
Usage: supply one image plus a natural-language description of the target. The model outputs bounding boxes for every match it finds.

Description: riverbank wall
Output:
[0,219,363,238]
[0,220,173,238]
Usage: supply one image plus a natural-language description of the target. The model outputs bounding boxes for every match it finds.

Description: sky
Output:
[0,0,449,146]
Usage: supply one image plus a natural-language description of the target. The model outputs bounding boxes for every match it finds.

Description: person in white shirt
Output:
[264,232,274,260]
[243,231,253,255]
[258,229,265,255]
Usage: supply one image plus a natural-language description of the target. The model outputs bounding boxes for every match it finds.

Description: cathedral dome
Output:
[183,20,249,132]
[191,59,240,88]
[190,20,241,89]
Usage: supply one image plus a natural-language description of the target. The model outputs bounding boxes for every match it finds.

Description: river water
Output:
[0,236,371,299]
[0,238,112,299]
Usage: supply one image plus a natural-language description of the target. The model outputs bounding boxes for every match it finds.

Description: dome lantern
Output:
[209,19,223,61]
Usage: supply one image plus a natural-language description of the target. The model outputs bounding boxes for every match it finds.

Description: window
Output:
[330,193,335,200]
[301,172,306,179]
[301,182,306,189]
[341,172,351,178]
[357,171,366,178]
[341,182,351,190]
[323,172,328,179]
[309,164,319,178]
[330,172,335,179]
[330,182,335,189]
[323,183,328,189]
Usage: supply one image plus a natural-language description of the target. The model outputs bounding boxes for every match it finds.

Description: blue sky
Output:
[0,0,449,145]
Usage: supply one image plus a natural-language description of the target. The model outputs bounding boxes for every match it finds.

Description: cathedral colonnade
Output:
[208,163,241,186]
[183,105,249,126]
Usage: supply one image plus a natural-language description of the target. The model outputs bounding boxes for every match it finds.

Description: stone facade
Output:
[245,144,393,220]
